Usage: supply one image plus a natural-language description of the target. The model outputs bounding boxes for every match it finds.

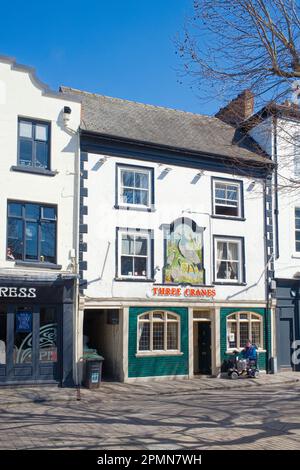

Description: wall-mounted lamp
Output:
[247,181,256,191]
[63,106,72,124]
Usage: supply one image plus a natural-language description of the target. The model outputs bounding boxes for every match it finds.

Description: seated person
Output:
[241,339,257,362]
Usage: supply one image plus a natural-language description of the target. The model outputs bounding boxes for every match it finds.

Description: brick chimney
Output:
[215,90,254,127]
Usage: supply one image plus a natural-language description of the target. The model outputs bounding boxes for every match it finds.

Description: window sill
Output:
[213,282,246,286]
[15,261,62,270]
[135,351,183,358]
[291,254,300,259]
[11,165,57,177]
[114,277,155,283]
[114,204,156,212]
[226,349,266,354]
[211,215,246,222]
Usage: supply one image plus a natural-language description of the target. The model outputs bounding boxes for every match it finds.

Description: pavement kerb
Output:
[0,376,299,407]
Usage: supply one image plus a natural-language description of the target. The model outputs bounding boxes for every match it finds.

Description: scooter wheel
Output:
[230,371,239,380]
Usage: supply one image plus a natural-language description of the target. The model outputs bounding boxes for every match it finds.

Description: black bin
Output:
[83,355,104,389]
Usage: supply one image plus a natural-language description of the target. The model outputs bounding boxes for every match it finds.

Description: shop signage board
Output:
[150,286,216,299]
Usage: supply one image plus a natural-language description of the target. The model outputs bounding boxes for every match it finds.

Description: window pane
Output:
[25,204,39,220]
[228,321,237,348]
[134,257,147,276]
[296,219,300,230]
[135,237,147,255]
[36,141,49,168]
[138,322,150,351]
[39,307,57,362]
[228,242,238,261]
[296,241,300,252]
[42,207,56,220]
[239,322,249,348]
[41,222,55,263]
[216,260,227,279]
[122,170,134,187]
[134,189,149,205]
[8,203,22,217]
[295,208,300,218]
[167,313,177,320]
[135,172,149,189]
[121,256,133,276]
[153,323,164,350]
[14,309,33,364]
[19,121,32,138]
[251,322,261,348]
[122,235,134,255]
[7,218,23,260]
[121,189,134,204]
[153,312,164,319]
[240,313,248,320]
[215,205,238,216]
[35,124,48,141]
[0,309,7,365]
[19,139,33,166]
[167,322,178,349]
[25,222,38,260]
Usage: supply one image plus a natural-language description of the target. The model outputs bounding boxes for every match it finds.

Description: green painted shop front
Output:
[128,306,189,378]
[220,307,271,371]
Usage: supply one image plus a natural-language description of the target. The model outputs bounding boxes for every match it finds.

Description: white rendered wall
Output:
[83,152,267,304]
[250,116,300,280]
[0,59,81,273]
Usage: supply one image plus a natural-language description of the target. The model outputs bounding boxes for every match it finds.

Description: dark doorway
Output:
[0,304,61,383]
[276,307,295,370]
[197,322,212,375]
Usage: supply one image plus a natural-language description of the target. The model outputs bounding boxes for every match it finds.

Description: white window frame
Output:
[213,179,242,218]
[214,237,243,284]
[136,310,181,356]
[226,312,264,352]
[117,165,152,209]
[117,229,151,279]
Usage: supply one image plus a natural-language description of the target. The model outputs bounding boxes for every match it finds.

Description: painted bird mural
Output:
[177,233,202,273]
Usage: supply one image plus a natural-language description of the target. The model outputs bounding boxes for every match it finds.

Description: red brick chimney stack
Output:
[215,90,254,127]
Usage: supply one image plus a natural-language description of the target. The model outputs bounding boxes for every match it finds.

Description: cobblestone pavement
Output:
[0,375,300,450]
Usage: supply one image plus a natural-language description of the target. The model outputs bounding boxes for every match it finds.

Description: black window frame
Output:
[211,177,244,220]
[18,117,51,170]
[6,201,57,264]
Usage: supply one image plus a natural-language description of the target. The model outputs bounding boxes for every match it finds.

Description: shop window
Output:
[117,164,153,209]
[14,307,33,364]
[117,228,152,279]
[18,118,50,169]
[39,307,58,362]
[214,236,244,283]
[137,311,180,354]
[213,178,243,218]
[226,312,263,351]
[7,201,57,263]
[0,309,7,365]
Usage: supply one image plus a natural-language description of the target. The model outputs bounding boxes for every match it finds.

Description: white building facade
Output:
[0,57,81,386]
[249,105,300,371]
[61,88,274,382]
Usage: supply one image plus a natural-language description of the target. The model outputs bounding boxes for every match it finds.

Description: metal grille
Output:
[251,322,261,347]
[153,323,164,350]
[138,323,150,351]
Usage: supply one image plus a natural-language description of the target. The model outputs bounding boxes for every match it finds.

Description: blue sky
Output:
[0,0,218,115]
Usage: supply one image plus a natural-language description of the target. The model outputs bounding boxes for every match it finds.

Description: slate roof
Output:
[60,86,270,165]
